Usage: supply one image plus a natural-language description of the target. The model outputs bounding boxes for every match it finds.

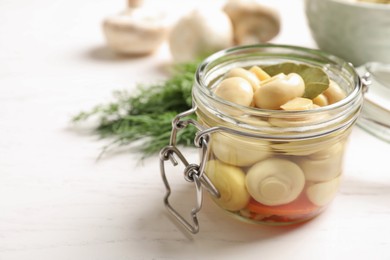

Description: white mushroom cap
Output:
[102,8,171,55]
[254,73,305,110]
[214,77,254,107]
[299,143,344,182]
[223,0,280,45]
[306,177,341,206]
[211,132,269,167]
[323,80,346,105]
[169,8,234,62]
[246,158,305,206]
[205,160,250,211]
[225,67,261,92]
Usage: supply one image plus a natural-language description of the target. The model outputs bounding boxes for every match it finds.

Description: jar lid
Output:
[357,62,390,143]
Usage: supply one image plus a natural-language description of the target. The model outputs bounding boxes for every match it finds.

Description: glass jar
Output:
[160,44,365,233]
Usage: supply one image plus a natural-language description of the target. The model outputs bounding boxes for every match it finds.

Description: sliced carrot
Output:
[246,192,319,216]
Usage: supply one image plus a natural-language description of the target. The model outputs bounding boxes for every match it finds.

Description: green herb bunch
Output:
[73,62,199,156]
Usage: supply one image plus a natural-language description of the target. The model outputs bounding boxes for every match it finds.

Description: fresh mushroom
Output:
[169,8,234,62]
[223,0,280,45]
[205,160,250,211]
[254,73,305,109]
[102,7,170,55]
[246,158,305,206]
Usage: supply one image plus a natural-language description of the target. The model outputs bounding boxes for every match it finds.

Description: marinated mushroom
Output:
[299,142,344,182]
[211,132,269,167]
[214,77,254,107]
[169,8,234,62]
[280,97,314,111]
[205,160,250,211]
[238,115,271,127]
[306,177,340,206]
[357,0,390,4]
[249,66,272,81]
[102,7,170,55]
[223,0,280,45]
[271,140,320,156]
[225,68,260,92]
[309,142,344,160]
[323,80,346,104]
[254,73,305,109]
[312,93,329,107]
[246,158,305,206]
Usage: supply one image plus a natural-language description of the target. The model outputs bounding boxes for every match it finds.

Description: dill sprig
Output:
[73,62,199,157]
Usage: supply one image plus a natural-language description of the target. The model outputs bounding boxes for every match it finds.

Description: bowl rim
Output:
[329,0,390,10]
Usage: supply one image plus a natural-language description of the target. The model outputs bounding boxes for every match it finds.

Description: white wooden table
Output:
[1,0,390,259]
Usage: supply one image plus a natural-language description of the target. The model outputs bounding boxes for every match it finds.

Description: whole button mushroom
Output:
[246,158,305,206]
[323,80,346,105]
[306,177,340,206]
[299,142,344,182]
[211,132,269,167]
[271,138,326,156]
[214,77,254,107]
[102,7,171,55]
[223,0,280,45]
[205,160,250,211]
[254,73,305,109]
[169,8,234,62]
[225,68,261,92]
[299,158,342,182]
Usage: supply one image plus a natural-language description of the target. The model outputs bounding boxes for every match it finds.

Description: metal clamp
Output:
[159,107,219,234]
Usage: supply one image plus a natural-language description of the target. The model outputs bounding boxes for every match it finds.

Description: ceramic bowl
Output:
[305,0,390,66]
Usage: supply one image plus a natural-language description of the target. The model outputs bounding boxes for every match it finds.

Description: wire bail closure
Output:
[159,107,220,234]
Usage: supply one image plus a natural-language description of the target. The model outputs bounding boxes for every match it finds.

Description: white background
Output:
[1,0,390,259]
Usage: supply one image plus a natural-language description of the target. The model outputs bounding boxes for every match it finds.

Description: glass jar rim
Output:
[192,44,364,139]
[194,44,362,118]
